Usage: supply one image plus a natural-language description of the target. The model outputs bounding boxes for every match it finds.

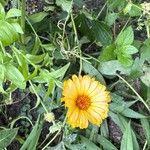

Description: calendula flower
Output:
[61,75,111,129]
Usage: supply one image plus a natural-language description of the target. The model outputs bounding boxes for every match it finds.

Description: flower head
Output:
[61,75,111,129]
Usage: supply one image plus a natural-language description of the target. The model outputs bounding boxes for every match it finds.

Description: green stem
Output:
[96,1,107,20]
[21,0,26,44]
[116,73,150,112]
[70,13,82,75]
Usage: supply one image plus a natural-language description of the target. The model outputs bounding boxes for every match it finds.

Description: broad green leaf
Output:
[123,3,132,14]
[82,61,106,85]
[97,135,118,150]
[117,52,133,67]
[122,45,138,55]
[0,21,19,46]
[116,26,134,46]
[91,20,113,46]
[0,128,18,149]
[105,12,118,26]
[11,22,23,34]
[98,44,116,62]
[56,0,73,12]
[120,122,133,150]
[75,13,112,46]
[80,136,101,150]
[0,3,5,20]
[129,4,142,17]
[98,60,131,76]
[29,12,48,23]
[26,54,46,64]
[5,64,26,89]
[6,8,21,19]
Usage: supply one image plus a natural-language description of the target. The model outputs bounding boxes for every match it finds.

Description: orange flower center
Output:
[76,95,91,110]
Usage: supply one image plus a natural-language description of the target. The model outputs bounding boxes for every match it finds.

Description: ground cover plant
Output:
[0,0,150,149]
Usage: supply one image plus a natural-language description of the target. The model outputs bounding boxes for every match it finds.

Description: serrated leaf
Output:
[120,122,133,150]
[116,26,134,46]
[0,128,18,149]
[99,44,116,62]
[117,52,133,67]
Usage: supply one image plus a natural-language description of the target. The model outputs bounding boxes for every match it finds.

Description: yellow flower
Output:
[61,75,111,129]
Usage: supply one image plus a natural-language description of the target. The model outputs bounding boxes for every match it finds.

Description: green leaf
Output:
[5,64,26,89]
[105,12,118,26]
[98,60,131,76]
[122,45,138,55]
[140,38,150,63]
[29,12,48,23]
[129,4,142,17]
[11,22,23,34]
[0,64,5,92]
[82,61,106,85]
[80,136,101,150]
[49,63,70,78]
[6,8,21,19]
[0,128,18,149]
[0,3,5,20]
[141,117,150,148]
[26,54,46,64]
[116,26,134,46]
[123,3,132,14]
[140,65,150,87]
[120,122,133,150]
[20,116,42,150]
[98,44,116,62]
[0,21,19,46]
[117,52,133,67]
[47,142,66,150]
[91,20,113,46]
[56,0,73,12]
[97,135,118,150]
[75,14,112,46]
